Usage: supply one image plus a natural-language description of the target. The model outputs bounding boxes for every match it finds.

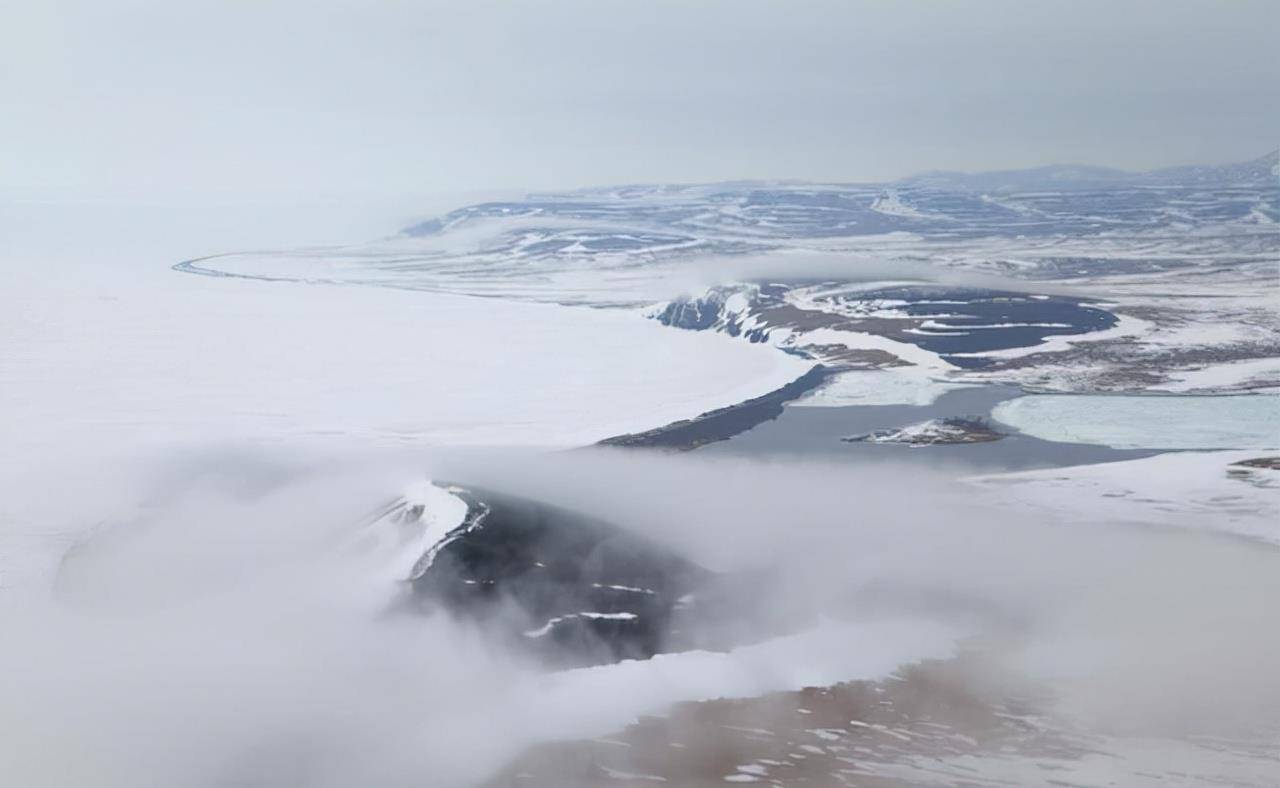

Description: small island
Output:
[844,417,1005,448]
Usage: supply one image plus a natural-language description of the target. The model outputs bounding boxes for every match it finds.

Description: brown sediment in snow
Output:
[485,649,1279,787]
[484,652,1078,787]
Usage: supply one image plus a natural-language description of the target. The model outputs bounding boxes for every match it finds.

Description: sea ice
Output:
[992,394,1280,450]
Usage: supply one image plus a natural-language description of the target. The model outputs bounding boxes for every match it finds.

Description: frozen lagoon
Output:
[992,393,1280,450]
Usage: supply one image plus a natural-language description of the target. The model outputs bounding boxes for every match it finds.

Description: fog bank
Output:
[2,445,1277,786]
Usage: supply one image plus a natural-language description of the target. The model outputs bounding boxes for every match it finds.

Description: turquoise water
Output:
[992,394,1280,450]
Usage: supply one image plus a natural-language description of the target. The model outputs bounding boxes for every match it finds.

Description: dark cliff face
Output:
[652,287,773,343]
[408,487,716,668]
[405,486,806,669]
[654,295,726,332]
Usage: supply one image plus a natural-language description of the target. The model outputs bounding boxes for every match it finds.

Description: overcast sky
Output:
[4,0,1277,201]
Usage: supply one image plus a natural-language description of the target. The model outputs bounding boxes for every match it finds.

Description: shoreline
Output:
[596,364,833,451]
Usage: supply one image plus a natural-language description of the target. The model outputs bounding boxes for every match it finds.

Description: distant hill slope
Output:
[901,150,1278,193]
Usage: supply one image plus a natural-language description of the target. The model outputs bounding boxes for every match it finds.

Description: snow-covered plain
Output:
[0,216,805,600]
[2,265,806,456]
[972,450,1280,546]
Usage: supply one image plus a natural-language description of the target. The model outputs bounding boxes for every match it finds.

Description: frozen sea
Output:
[992,393,1280,450]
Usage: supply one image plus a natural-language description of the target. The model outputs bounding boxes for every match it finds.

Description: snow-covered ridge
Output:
[358,481,470,586]
[650,284,774,343]
[869,190,930,219]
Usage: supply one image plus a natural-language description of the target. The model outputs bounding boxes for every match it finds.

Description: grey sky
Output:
[3,0,1277,200]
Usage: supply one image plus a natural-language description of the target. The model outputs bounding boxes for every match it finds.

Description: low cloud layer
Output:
[2,444,1276,786]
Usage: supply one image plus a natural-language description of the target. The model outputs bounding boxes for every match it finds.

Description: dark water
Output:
[898,293,1114,367]
[701,384,1159,473]
[597,365,831,450]
[842,286,1119,369]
